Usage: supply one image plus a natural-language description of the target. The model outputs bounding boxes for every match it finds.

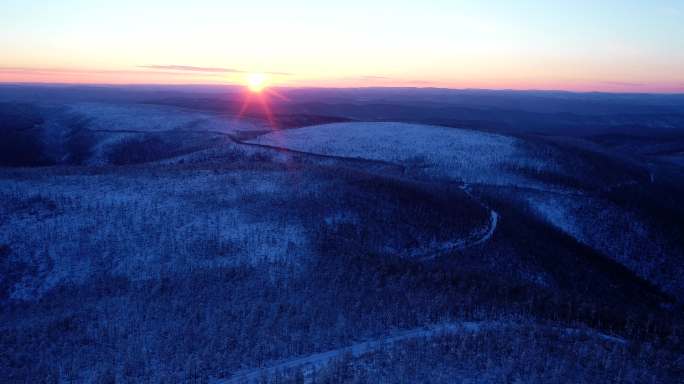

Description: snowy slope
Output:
[526,192,684,298]
[0,158,491,300]
[68,102,261,133]
[248,122,590,190]
[0,169,314,300]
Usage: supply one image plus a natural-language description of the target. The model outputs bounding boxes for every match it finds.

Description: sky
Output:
[1,0,683,92]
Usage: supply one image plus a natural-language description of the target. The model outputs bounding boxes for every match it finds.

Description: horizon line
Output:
[1,80,684,96]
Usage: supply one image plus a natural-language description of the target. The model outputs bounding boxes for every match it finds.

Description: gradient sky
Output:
[1,0,683,92]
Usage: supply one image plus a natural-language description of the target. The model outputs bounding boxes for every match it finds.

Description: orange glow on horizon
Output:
[1,2,682,94]
[0,67,683,94]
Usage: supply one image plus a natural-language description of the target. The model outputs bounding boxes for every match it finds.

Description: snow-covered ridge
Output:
[69,102,261,133]
[248,122,564,189]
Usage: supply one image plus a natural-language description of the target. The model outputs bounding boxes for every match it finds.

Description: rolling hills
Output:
[1,86,682,383]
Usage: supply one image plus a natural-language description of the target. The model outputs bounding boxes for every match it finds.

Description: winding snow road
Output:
[88,127,502,258]
[215,322,489,384]
[231,134,501,260]
[214,321,626,384]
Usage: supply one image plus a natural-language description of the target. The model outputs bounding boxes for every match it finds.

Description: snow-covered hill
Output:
[249,122,639,192]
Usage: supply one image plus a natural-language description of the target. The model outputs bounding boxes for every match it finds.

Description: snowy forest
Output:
[1,85,683,383]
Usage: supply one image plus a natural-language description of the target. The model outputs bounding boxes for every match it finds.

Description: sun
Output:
[246,73,267,92]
